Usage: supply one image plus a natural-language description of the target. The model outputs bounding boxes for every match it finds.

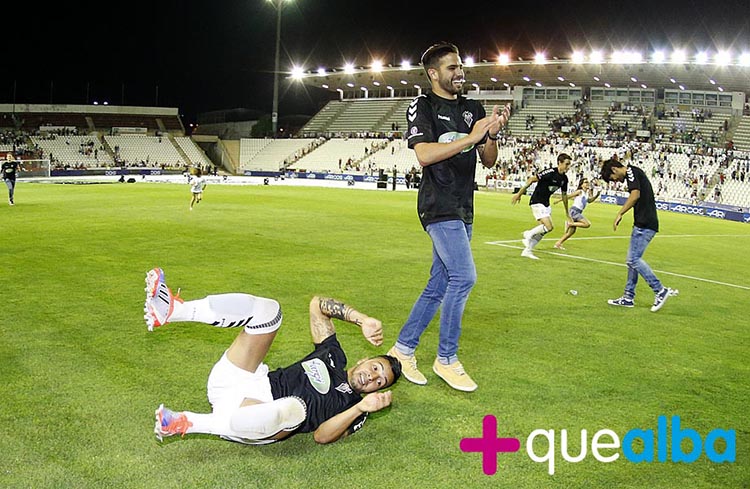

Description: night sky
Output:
[2,0,748,125]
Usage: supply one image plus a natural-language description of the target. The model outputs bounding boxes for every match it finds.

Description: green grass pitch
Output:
[0,181,748,488]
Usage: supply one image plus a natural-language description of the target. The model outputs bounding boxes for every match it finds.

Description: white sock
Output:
[529,224,549,248]
[229,397,307,439]
[170,293,282,334]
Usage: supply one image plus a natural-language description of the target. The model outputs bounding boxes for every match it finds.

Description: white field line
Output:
[486,235,750,291]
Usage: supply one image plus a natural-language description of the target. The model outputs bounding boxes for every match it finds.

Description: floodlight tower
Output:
[267,0,292,137]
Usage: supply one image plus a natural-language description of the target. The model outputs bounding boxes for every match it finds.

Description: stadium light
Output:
[490,77,498,83]
[589,50,604,64]
[571,51,585,64]
[465,56,475,66]
[373,81,381,86]
[652,51,666,63]
[696,51,709,65]
[671,49,687,64]
[740,53,750,66]
[534,52,546,64]
[371,60,383,72]
[715,50,731,66]
[498,53,510,65]
[267,0,294,137]
[344,63,355,74]
[290,66,304,80]
[401,60,412,70]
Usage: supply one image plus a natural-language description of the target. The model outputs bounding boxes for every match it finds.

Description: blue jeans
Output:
[623,226,662,299]
[396,220,477,364]
[5,179,14,202]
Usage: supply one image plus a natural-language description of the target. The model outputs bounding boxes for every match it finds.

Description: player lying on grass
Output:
[143,267,401,445]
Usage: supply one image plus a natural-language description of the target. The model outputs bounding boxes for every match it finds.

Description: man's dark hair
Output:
[558,153,572,164]
[420,42,459,76]
[381,355,402,385]
[600,158,624,182]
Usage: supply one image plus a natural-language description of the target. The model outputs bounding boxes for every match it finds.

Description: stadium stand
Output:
[104,135,188,168]
[31,134,115,168]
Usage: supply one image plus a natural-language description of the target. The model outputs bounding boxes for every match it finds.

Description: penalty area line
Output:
[486,240,750,291]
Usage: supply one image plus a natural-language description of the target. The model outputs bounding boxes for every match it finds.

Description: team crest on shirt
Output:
[335,382,353,394]
[302,358,331,394]
[463,111,474,127]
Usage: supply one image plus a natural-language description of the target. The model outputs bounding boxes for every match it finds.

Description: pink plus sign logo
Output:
[460,415,521,475]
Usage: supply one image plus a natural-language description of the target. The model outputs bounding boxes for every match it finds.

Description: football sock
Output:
[171,293,282,334]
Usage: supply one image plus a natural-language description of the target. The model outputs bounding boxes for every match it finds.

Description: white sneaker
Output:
[521,249,539,260]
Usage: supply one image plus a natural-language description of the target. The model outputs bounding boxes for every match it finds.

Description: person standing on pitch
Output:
[2,153,25,206]
[387,41,510,392]
[511,153,573,259]
[600,159,677,312]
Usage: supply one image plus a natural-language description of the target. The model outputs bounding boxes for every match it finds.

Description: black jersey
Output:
[624,165,659,232]
[268,335,367,435]
[2,161,20,181]
[406,92,487,229]
[529,167,569,207]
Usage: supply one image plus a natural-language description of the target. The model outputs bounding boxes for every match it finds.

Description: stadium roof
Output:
[292,57,750,100]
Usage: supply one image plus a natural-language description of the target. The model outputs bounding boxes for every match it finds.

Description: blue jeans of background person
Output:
[623,226,663,299]
[395,220,476,364]
[4,178,15,202]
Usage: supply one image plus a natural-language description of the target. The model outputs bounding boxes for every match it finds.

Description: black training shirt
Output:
[529,167,569,207]
[624,165,659,232]
[406,92,487,229]
[268,334,367,435]
[2,161,20,181]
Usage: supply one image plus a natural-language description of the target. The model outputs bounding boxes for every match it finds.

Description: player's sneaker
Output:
[144,268,181,331]
[608,297,634,308]
[154,404,193,441]
[553,243,566,250]
[387,346,427,385]
[521,230,533,249]
[433,359,477,392]
[651,287,677,312]
[521,248,539,260]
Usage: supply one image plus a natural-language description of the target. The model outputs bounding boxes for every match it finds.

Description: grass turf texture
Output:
[0,181,748,489]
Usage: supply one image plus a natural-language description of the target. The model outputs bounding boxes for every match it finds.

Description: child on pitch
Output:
[552,177,601,250]
[189,168,207,210]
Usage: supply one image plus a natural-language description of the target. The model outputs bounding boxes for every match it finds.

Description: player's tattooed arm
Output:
[318,298,362,325]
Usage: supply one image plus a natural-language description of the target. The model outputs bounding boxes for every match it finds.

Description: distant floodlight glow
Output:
[593,76,600,81]
[321,84,329,89]
[640,83,647,89]
[630,76,638,82]
[557,76,565,81]
[523,76,531,82]
[671,50,687,64]
[464,56,475,66]
[373,81,381,86]
[290,66,304,79]
[652,51,665,63]
[400,80,407,85]
[572,51,585,64]
[346,82,354,87]
[604,82,611,88]
[718,86,724,92]
[590,50,604,64]
[715,50,731,66]
[401,60,411,70]
[669,77,676,83]
[695,51,709,64]
[740,53,750,66]
[317,67,326,76]
[709,79,716,85]
[678,84,685,90]
[498,53,510,65]
[569,82,576,87]
[371,60,383,72]
[611,50,626,63]
[534,52,546,64]
[344,63,355,74]
[535,81,542,87]
[490,77,498,83]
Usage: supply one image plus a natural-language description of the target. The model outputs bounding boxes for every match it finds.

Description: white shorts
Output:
[531,204,552,221]
[206,351,274,415]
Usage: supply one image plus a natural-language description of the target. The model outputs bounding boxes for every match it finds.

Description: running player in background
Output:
[511,153,572,259]
[189,168,207,210]
[2,153,26,206]
[553,177,601,250]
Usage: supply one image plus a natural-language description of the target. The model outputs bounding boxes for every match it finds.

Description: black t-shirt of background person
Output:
[624,165,659,232]
[268,335,367,435]
[2,161,20,181]
[406,91,487,229]
[530,167,569,207]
